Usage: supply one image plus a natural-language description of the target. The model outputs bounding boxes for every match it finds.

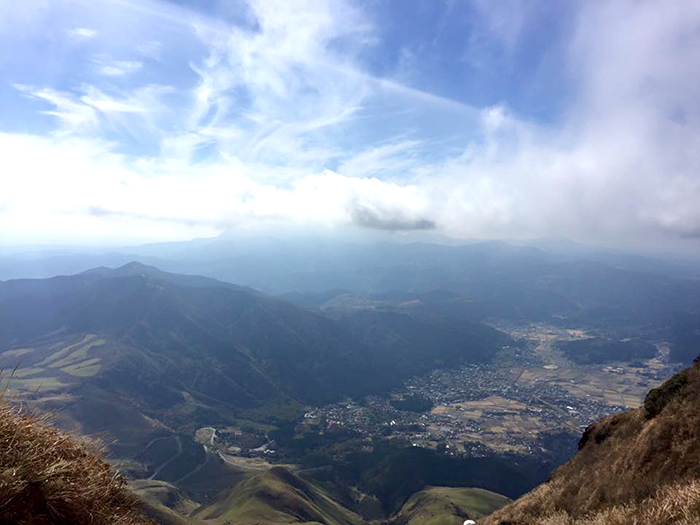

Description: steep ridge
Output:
[131,479,202,525]
[481,357,700,524]
[191,466,363,525]
[0,262,380,407]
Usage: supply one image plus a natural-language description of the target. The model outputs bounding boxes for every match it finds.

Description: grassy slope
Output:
[482,359,700,524]
[192,466,363,525]
[131,479,202,525]
[392,486,510,525]
[511,480,700,525]
[132,458,512,525]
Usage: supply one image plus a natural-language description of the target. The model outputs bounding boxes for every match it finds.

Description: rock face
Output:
[481,357,700,525]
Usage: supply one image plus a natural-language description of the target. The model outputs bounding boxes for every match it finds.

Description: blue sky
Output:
[1,0,700,252]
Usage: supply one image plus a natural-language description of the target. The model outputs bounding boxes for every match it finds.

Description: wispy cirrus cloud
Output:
[14,82,173,138]
[94,59,143,77]
[338,140,422,179]
[69,27,97,40]
[136,41,162,60]
[14,84,99,134]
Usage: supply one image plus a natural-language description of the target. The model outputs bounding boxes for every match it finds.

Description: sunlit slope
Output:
[191,466,363,525]
[482,357,700,524]
[131,479,203,525]
[391,486,510,525]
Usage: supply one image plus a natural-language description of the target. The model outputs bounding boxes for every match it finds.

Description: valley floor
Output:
[292,323,681,458]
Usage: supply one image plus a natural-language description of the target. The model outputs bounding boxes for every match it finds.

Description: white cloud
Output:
[94,59,143,77]
[0,131,429,244]
[14,83,173,137]
[182,0,375,168]
[393,0,700,250]
[338,141,422,179]
[137,41,163,59]
[14,84,99,135]
[69,27,97,40]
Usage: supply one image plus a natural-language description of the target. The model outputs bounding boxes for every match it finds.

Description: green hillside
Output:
[191,467,363,525]
[391,486,510,525]
[0,263,383,408]
[131,472,511,525]
[131,479,201,525]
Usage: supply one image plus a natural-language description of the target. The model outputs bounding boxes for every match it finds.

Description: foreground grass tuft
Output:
[0,399,151,524]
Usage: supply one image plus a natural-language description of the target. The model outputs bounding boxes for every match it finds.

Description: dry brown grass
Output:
[510,480,700,525]
[481,361,700,525]
[0,399,151,524]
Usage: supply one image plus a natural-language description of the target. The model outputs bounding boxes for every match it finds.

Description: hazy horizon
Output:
[3,228,700,264]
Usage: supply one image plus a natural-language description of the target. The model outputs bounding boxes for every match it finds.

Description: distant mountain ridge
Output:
[3,238,698,363]
[80,261,253,291]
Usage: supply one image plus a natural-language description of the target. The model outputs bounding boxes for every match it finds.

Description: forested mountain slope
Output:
[0,263,509,461]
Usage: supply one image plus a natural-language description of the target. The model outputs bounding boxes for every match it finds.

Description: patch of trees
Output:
[559,337,656,364]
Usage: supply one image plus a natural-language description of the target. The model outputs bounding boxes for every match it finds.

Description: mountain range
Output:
[3,237,699,363]
[0,262,510,458]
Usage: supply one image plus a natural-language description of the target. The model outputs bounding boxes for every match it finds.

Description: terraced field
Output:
[1,333,106,391]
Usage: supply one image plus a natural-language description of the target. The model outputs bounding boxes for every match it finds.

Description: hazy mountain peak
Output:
[115,261,159,273]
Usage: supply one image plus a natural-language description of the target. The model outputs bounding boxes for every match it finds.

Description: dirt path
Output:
[175,445,211,484]
[148,436,182,480]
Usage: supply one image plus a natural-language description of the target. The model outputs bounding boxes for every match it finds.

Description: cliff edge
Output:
[481,358,700,524]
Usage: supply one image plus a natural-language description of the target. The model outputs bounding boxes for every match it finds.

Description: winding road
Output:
[148,436,182,480]
[175,445,211,484]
